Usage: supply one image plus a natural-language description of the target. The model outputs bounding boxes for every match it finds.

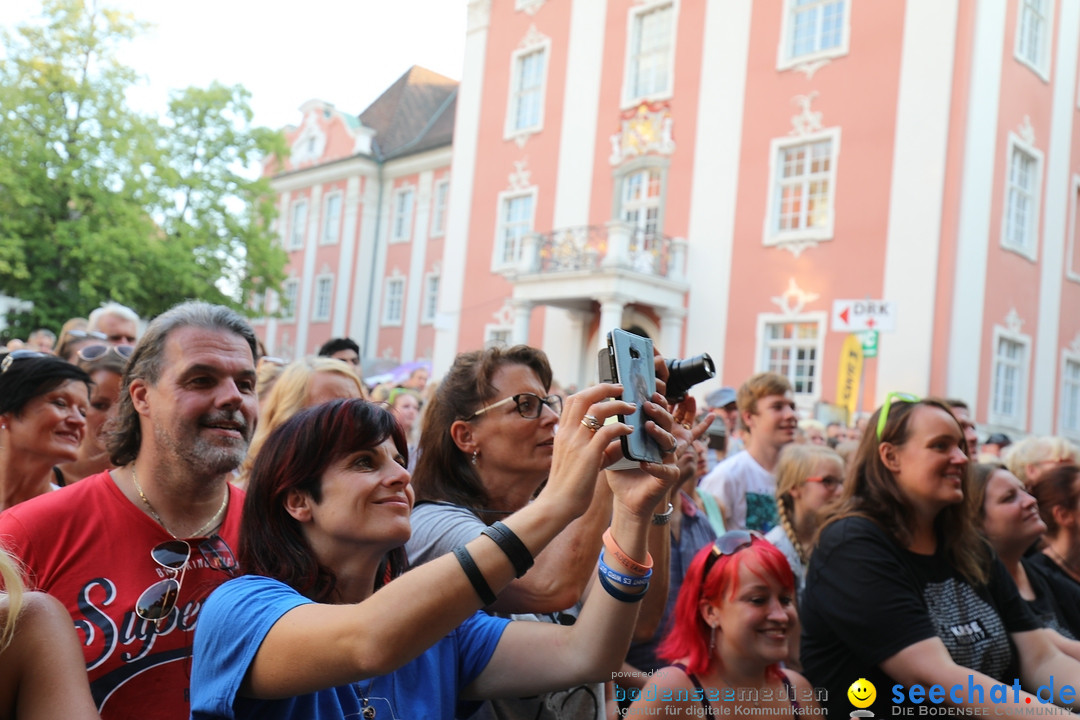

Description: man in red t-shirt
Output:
[0,301,258,720]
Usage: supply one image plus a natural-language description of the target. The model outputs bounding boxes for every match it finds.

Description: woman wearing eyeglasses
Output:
[406,345,677,719]
[55,345,131,486]
[190,395,681,719]
[800,395,1080,716]
[0,354,91,510]
[970,463,1080,646]
[627,531,817,717]
[764,444,844,600]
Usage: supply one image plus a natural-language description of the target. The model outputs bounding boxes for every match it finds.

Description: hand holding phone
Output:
[598,329,663,464]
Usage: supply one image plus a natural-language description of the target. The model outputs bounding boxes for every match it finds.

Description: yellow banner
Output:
[836,334,864,424]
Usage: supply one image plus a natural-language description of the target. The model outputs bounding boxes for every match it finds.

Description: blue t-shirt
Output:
[190,575,510,720]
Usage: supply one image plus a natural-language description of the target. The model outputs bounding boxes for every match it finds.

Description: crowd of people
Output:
[2,299,1080,719]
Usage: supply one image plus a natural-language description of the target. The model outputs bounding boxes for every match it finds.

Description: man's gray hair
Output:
[107,301,257,466]
[88,301,141,333]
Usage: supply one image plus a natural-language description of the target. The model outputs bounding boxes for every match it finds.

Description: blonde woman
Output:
[1005,435,1080,489]
[235,357,365,488]
[0,549,98,718]
[765,444,844,599]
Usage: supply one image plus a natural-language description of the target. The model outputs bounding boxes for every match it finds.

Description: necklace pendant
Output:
[361,701,376,720]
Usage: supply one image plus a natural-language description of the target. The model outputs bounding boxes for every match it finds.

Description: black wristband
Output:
[480,521,535,578]
[596,567,648,603]
[453,546,497,606]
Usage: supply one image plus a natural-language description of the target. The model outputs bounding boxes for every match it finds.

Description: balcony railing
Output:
[515,222,686,281]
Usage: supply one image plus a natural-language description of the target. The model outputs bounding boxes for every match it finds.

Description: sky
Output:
[0,0,469,130]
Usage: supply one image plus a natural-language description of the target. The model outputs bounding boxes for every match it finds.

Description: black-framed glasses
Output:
[701,530,760,581]
[135,535,237,623]
[0,350,48,373]
[876,391,921,440]
[77,344,135,362]
[468,393,563,420]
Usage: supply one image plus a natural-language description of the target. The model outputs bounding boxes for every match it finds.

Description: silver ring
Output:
[581,414,603,432]
[662,437,678,454]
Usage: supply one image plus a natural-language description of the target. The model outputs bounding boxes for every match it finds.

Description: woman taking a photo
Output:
[0,353,91,510]
[800,394,1080,716]
[190,392,680,719]
[971,463,1080,642]
[628,532,818,717]
[765,443,844,598]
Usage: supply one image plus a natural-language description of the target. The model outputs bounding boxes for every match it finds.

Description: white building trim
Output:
[620,0,679,109]
[402,170,434,362]
[776,0,851,73]
[878,0,959,404]
[754,311,827,414]
[332,176,362,338]
[685,0,753,390]
[295,185,322,355]
[1031,0,1080,433]
[946,0,1007,410]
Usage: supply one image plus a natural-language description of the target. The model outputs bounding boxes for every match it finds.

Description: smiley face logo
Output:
[847,678,876,708]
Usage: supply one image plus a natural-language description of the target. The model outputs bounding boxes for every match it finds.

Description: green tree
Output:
[0,0,286,338]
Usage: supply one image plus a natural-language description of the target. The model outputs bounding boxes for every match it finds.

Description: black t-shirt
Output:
[800,517,1040,716]
[1024,553,1080,639]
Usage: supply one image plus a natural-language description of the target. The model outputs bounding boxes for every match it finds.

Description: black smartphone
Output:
[598,328,662,464]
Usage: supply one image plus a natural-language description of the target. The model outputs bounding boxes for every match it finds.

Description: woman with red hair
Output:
[628,531,817,717]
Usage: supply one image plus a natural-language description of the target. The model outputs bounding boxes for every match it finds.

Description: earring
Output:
[471,449,479,466]
[709,624,717,653]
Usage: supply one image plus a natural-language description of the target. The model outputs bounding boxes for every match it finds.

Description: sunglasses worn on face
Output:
[77,344,135,362]
[701,530,761,581]
[876,391,921,440]
[806,474,844,489]
[0,350,48,373]
[135,536,237,623]
[468,393,563,420]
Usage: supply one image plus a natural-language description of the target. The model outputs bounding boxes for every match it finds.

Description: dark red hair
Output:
[239,398,409,601]
[658,537,794,677]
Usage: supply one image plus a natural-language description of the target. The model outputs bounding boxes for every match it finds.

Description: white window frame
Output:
[484,324,513,349]
[321,192,342,246]
[777,0,851,71]
[491,188,538,271]
[504,42,550,142]
[619,166,665,237]
[989,325,1031,430]
[430,179,450,238]
[382,277,405,327]
[1060,350,1080,441]
[1014,0,1054,81]
[763,128,841,248]
[1066,174,1080,282]
[1000,133,1043,262]
[289,200,308,250]
[754,312,826,411]
[390,187,415,244]
[621,0,678,108]
[421,272,440,325]
[281,279,300,322]
[312,274,333,323]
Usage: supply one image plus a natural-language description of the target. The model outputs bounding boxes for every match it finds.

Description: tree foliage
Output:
[0,0,287,338]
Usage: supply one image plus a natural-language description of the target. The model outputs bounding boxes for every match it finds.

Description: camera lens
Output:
[664,353,716,403]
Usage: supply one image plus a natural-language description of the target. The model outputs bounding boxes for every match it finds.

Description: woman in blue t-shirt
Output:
[190,392,682,720]
[800,395,1080,716]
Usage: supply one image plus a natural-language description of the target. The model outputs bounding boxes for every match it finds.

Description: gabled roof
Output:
[359,66,458,161]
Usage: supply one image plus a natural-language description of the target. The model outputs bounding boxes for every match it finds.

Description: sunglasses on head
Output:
[876,391,921,440]
[0,350,48,373]
[135,535,236,625]
[700,530,762,581]
[77,344,134,362]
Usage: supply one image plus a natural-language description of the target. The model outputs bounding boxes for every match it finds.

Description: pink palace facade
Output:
[258,0,1080,441]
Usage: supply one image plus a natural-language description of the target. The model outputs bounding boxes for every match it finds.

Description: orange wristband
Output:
[602,528,653,576]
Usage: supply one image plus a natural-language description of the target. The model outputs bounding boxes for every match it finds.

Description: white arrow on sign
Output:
[831,299,897,333]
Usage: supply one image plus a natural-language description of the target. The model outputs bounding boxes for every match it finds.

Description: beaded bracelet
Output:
[599,550,652,587]
[601,528,653,576]
[596,567,648,603]
[453,546,497,606]
[480,521,534,578]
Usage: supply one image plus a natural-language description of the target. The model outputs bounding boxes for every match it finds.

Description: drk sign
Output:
[831,299,897,333]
